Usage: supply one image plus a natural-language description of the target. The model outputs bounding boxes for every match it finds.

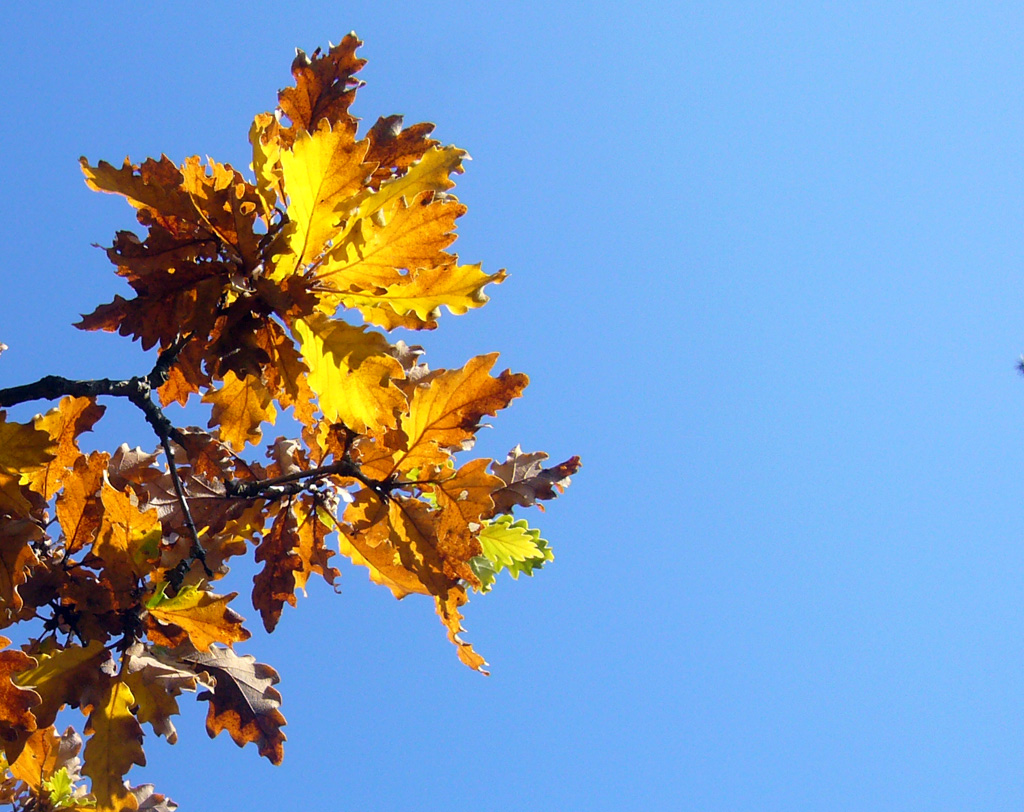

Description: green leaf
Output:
[470,514,553,592]
[43,768,75,807]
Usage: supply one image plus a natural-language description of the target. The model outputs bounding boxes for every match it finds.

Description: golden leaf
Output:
[293,314,406,433]
[92,481,162,593]
[361,354,527,478]
[333,263,506,327]
[146,586,251,651]
[82,676,144,812]
[315,192,464,296]
[179,156,262,264]
[271,120,372,278]
[13,642,109,734]
[202,371,278,452]
[25,397,105,501]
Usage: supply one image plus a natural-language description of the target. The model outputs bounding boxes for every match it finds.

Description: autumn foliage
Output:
[0,35,578,810]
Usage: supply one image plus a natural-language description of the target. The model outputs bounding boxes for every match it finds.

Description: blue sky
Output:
[2,1,1024,809]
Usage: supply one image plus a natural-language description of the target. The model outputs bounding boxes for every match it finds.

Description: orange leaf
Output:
[203,371,277,452]
[92,481,161,593]
[55,451,108,555]
[0,637,40,759]
[26,396,105,500]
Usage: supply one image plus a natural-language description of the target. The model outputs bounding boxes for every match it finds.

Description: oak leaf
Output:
[313,191,464,300]
[146,586,251,651]
[13,642,109,735]
[180,646,286,765]
[364,115,439,190]
[0,414,55,516]
[272,120,373,277]
[56,451,108,555]
[202,371,278,452]
[81,675,145,812]
[490,446,582,513]
[7,725,83,791]
[0,520,42,627]
[0,637,40,759]
[123,643,205,745]
[252,498,338,633]
[471,514,553,593]
[91,480,162,593]
[360,354,527,478]
[26,396,105,500]
[293,314,406,433]
[277,35,366,143]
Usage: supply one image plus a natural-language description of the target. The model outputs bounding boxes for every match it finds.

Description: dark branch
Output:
[224,458,393,502]
[0,340,208,591]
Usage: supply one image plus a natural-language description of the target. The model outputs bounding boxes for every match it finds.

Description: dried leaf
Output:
[180,646,286,765]
[490,447,582,513]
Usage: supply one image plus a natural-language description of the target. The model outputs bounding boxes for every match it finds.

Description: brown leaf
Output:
[277,34,366,143]
[0,520,41,626]
[106,445,162,491]
[252,499,339,633]
[130,784,178,811]
[252,507,302,632]
[0,637,40,758]
[490,446,582,513]
[179,156,262,265]
[123,643,205,745]
[180,646,286,765]
[364,115,439,190]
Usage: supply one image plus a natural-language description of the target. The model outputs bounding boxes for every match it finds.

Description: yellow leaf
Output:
[82,677,143,812]
[334,263,506,326]
[293,314,406,433]
[354,145,466,222]
[272,120,372,278]
[13,642,108,734]
[0,414,56,481]
[314,193,464,297]
[147,586,251,650]
[202,371,278,452]
[249,112,284,218]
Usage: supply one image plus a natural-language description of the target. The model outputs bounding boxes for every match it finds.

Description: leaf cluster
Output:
[0,35,579,810]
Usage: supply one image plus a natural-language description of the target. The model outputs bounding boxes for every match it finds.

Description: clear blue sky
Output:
[2,1,1024,809]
